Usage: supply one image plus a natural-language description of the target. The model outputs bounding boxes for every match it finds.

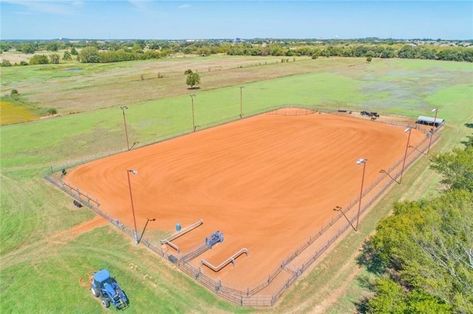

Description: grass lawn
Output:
[0,57,472,313]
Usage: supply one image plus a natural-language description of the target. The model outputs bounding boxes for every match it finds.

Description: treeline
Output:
[359,135,473,313]
[78,47,169,63]
[1,39,472,65]
[226,43,473,62]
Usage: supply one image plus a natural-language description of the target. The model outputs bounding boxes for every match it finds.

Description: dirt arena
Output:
[64,109,425,289]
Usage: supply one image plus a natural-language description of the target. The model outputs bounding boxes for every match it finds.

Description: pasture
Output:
[0,56,472,312]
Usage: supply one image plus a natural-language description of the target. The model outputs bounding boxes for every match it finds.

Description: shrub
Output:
[29,55,49,65]
[47,108,57,115]
[10,89,19,96]
[49,54,60,64]
[1,59,12,67]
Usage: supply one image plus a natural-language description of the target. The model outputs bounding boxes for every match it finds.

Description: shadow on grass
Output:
[356,239,386,275]
[355,296,370,314]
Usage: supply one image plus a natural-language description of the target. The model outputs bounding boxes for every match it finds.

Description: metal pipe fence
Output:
[44,107,441,307]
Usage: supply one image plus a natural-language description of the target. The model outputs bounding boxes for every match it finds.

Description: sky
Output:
[1,1,472,40]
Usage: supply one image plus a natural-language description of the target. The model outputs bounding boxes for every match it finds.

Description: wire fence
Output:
[44,107,441,307]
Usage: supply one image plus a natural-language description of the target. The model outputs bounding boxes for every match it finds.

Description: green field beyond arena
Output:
[1,57,472,312]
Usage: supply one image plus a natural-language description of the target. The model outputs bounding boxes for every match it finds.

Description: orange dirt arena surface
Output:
[65,109,425,290]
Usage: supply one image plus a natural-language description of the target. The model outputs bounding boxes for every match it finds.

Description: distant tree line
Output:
[77,46,169,63]
[1,39,472,65]
[226,43,473,62]
[358,135,473,313]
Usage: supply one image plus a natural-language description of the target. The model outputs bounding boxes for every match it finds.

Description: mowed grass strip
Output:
[0,58,472,313]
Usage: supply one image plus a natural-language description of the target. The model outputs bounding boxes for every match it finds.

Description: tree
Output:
[46,42,59,51]
[186,72,200,89]
[63,51,72,61]
[29,55,49,65]
[70,47,78,55]
[184,69,193,75]
[79,46,100,63]
[431,144,473,191]
[19,43,36,54]
[49,54,60,64]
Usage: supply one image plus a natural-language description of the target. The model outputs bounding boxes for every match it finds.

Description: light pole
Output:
[427,108,438,153]
[379,169,400,184]
[239,86,244,118]
[138,218,156,244]
[190,94,196,132]
[333,206,357,231]
[126,169,139,244]
[356,158,367,231]
[120,106,130,151]
[400,127,412,184]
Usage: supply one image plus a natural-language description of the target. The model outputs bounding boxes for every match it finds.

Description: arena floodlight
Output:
[190,94,197,132]
[138,217,156,244]
[356,158,367,165]
[240,86,245,118]
[428,108,439,153]
[333,206,356,231]
[400,127,413,184]
[120,106,130,150]
[126,168,139,243]
[355,158,368,231]
[379,169,400,184]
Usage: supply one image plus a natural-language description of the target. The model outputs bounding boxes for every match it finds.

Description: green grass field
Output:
[1,56,472,313]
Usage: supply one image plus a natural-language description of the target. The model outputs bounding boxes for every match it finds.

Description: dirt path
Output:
[49,216,107,241]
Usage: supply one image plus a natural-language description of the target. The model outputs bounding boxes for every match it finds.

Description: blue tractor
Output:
[90,269,128,309]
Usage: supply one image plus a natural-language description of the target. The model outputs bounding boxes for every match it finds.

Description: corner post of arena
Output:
[120,105,130,151]
[356,158,368,231]
[427,108,438,153]
[400,127,412,184]
[190,94,196,132]
[127,169,139,244]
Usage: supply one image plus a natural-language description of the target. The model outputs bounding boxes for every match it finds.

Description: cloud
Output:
[2,0,83,15]
[178,3,191,9]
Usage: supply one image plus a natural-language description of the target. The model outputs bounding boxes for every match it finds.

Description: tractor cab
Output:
[90,269,128,309]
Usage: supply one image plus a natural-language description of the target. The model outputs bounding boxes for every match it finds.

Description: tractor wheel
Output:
[101,299,110,308]
[91,286,100,297]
